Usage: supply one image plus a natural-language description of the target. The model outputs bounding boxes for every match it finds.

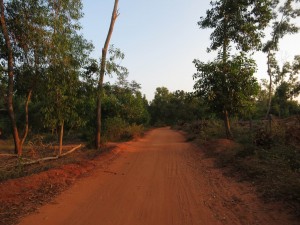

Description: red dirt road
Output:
[18,128,297,225]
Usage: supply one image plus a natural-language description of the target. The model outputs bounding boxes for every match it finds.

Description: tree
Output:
[5,0,51,155]
[263,0,300,118]
[149,87,172,125]
[197,0,274,138]
[149,88,206,125]
[0,0,21,154]
[0,0,45,155]
[102,81,150,126]
[270,55,300,117]
[96,0,119,149]
[271,81,300,117]
[40,0,92,155]
[193,54,259,125]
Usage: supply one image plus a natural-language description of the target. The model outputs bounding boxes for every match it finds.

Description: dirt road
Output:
[18,128,296,225]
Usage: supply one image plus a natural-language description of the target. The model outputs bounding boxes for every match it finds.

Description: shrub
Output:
[103,117,145,142]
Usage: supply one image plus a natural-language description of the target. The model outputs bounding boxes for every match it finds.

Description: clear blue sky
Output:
[80,0,300,101]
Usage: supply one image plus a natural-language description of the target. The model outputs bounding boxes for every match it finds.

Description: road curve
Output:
[18,127,296,225]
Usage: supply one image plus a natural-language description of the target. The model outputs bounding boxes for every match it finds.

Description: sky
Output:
[80,0,300,101]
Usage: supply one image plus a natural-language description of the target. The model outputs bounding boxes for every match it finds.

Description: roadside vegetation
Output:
[0,0,148,182]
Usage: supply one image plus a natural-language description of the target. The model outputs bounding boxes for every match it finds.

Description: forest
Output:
[0,0,300,224]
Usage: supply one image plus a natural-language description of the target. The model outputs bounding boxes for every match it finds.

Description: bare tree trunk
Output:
[59,120,64,155]
[0,0,22,155]
[20,90,32,147]
[224,109,233,139]
[266,51,272,119]
[96,0,119,149]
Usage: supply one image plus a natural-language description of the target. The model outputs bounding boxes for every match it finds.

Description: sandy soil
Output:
[16,127,297,225]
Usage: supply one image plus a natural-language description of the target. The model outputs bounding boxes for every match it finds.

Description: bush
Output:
[103,117,128,142]
[103,117,144,142]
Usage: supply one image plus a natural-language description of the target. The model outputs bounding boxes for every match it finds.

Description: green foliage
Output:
[193,54,259,118]
[199,0,273,53]
[103,117,144,142]
[32,0,93,137]
[197,0,274,137]
[149,87,208,125]
[180,120,225,143]
[103,117,127,142]
[271,82,300,117]
[77,75,149,144]
[263,0,300,118]
[102,81,150,125]
[263,0,300,53]
[259,54,300,118]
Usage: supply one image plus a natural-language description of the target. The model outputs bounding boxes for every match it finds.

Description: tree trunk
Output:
[20,90,32,147]
[0,0,22,155]
[249,117,253,139]
[96,90,102,149]
[221,16,232,139]
[266,51,272,119]
[224,109,233,139]
[59,120,64,155]
[95,0,119,149]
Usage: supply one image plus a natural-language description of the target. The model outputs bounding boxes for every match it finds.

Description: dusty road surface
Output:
[18,127,296,225]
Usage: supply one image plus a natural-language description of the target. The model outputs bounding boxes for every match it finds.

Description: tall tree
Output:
[7,0,50,154]
[193,54,259,124]
[0,0,20,154]
[41,0,91,155]
[96,0,119,149]
[263,0,300,118]
[198,0,273,138]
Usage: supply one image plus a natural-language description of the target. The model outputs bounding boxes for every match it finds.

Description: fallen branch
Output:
[0,153,18,157]
[22,155,59,165]
[22,144,83,166]
[61,144,82,156]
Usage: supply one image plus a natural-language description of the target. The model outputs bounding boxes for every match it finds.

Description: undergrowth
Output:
[103,117,145,142]
[178,118,300,215]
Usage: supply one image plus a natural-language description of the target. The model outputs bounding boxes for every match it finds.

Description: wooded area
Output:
[0,0,299,152]
[0,0,300,224]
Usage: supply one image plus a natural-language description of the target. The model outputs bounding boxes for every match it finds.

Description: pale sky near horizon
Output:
[80,1,300,101]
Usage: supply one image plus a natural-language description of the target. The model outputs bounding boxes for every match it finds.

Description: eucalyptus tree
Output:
[263,0,300,118]
[96,0,119,149]
[41,0,92,154]
[197,0,274,138]
[0,0,50,155]
[269,55,300,117]
[0,0,20,154]
[84,45,128,145]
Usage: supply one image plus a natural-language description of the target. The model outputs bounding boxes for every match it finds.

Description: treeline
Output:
[148,83,300,126]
